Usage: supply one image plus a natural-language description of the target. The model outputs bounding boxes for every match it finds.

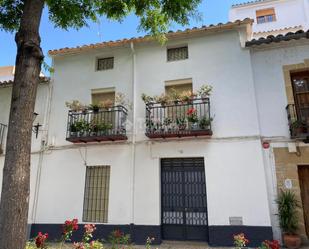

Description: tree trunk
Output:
[0,0,44,248]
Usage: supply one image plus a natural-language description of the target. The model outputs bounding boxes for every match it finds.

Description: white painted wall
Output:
[229,0,309,38]
[0,83,50,152]
[250,42,309,138]
[133,139,271,226]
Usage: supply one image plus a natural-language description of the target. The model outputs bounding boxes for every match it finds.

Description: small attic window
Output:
[167,46,188,62]
[256,8,276,24]
[97,57,114,71]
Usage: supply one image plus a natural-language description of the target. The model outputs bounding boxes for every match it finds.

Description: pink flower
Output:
[84,224,96,234]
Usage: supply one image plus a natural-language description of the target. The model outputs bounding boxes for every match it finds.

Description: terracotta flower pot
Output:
[283,234,301,249]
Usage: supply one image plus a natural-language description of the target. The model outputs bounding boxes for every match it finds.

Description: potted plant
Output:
[276,190,301,249]
[141,93,154,106]
[155,94,170,107]
[199,116,213,130]
[168,88,181,104]
[100,99,113,110]
[65,100,86,113]
[197,84,212,100]
[176,117,187,131]
[291,120,305,137]
[163,117,173,132]
[89,103,101,113]
[69,123,78,137]
[187,107,199,129]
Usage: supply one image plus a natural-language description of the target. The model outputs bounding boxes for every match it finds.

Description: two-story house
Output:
[25,18,274,246]
[229,0,309,38]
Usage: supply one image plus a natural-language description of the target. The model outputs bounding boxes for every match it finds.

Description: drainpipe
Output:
[30,64,54,234]
[130,42,137,236]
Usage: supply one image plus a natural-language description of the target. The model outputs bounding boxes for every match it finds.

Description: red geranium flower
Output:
[35,232,48,248]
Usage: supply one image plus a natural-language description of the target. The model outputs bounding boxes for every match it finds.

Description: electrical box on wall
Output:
[288,142,297,153]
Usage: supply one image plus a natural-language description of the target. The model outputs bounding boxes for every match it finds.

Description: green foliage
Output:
[0,0,202,40]
[276,190,300,234]
[25,241,36,249]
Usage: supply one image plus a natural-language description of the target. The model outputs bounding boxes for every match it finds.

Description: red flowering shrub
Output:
[186,108,198,123]
[62,218,78,241]
[260,240,280,249]
[35,232,48,249]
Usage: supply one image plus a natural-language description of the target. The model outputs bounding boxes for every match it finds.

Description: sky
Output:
[0,0,245,72]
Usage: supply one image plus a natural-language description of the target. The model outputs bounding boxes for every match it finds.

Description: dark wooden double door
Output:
[298,166,309,237]
[161,158,208,241]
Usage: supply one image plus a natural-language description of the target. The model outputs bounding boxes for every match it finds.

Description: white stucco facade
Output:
[229,0,309,38]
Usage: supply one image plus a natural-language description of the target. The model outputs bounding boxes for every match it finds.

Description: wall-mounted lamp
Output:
[32,112,42,139]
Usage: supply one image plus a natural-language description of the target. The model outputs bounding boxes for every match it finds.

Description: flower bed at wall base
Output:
[234,233,280,249]
[26,219,152,249]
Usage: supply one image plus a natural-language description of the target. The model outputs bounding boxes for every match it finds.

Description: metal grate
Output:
[83,166,110,223]
[161,158,208,241]
[167,46,188,61]
[97,57,114,71]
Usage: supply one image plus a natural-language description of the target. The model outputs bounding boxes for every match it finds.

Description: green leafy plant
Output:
[176,117,187,130]
[276,190,300,235]
[141,94,154,105]
[145,237,155,249]
[199,116,213,129]
[89,104,101,113]
[168,88,181,104]
[154,94,170,106]
[108,229,131,249]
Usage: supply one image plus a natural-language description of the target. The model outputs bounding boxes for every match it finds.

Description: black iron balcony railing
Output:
[66,106,128,143]
[286,104,309,140]
[0,123,6,154]
[145,98,212,139]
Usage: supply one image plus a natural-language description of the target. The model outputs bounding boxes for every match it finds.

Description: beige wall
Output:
[274,147,309,239]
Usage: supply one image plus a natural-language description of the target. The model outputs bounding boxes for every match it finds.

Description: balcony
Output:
[145,98,212,139]
[66,106,128,143]
[286,104,309,141]
[0,123,6,154]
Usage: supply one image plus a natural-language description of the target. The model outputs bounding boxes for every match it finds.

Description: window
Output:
[291,71,309,125]
[256,8,276,24]
[167,46,188,62]
[165,79,193,117]
[83,166,110,223]
[91,90,115,105]
[97,57,114,71]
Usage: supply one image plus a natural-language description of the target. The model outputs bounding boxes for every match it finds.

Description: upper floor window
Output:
[97,57,114,71]
[256,8,276,24]
[167,46,188,62]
